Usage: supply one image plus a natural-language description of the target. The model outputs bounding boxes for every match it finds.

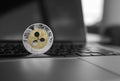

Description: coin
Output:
[23,23,54,54]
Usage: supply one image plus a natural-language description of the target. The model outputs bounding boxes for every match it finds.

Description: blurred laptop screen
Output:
[0,0,86,43]
[43,0,86,42]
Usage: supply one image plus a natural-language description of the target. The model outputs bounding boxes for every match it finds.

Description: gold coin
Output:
[23,23,54,54]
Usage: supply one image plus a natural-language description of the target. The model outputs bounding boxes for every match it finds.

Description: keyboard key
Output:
[76,52,91,56]
[91,53,103,56]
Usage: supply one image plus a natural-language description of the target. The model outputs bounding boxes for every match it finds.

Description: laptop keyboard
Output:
[46,43,120,57]
[0,41,120,57]
[0,42,30,56]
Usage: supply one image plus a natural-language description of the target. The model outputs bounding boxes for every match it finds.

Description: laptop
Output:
[0,0,120,81]
[0,0,118,57]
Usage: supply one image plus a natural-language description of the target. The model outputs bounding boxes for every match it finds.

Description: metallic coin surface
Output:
[23,23,54,54]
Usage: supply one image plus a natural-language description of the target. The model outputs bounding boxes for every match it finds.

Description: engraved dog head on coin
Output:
[28,29,48,49]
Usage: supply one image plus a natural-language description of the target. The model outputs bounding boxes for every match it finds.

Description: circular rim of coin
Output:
[23,23,54,54]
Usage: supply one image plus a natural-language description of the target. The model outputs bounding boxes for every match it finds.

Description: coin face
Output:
[23,23,54,54]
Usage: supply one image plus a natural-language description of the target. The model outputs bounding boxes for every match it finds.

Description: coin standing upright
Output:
[23,23,54,54]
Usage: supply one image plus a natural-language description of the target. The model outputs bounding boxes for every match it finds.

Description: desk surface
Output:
[0,58,119,81]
